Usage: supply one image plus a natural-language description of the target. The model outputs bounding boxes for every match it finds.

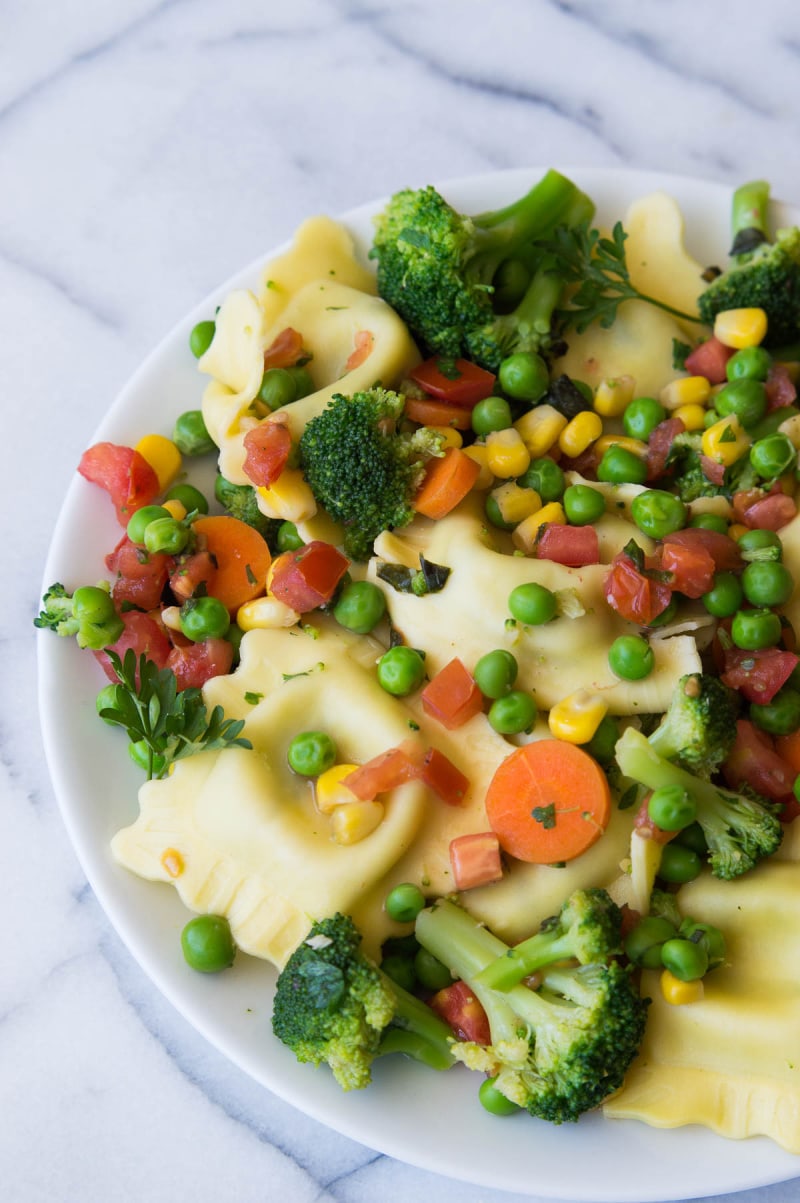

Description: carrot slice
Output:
[413,447,480,520]
[192,515,271,613]
[485,740,612,864]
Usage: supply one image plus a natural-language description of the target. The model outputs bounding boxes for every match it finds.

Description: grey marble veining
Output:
[6,1,800,1200]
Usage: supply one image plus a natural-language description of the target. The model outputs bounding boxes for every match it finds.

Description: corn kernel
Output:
[547,689,608,744]
[160,848,184,878]
[331,799,384,843]
[714,307,768,349]
[701,414,750,466]
[593,434,648,460]
[135,433,182,492]
[160,605,183,632]
[672,402,707,432]
[558,410,603,458]
[514,404,568,458]
[485,427,531,478]
[428,424,463,450]
[257,468,317,522]
[728,523,749,541]
[659,376,711,411]
[237,595,300,631]
[511,501,566,554]
[660,969,705,1006]
[490,482,542,525]
[315,764,360,814]
[162,498,187,521]
[462,444,494,490]
[593,375,636,418]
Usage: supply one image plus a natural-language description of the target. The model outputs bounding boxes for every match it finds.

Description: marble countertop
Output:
[7,2,800,1200]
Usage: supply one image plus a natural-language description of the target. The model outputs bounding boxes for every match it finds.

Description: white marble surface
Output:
[7,2,800,1200]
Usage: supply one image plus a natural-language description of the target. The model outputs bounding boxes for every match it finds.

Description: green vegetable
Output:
[737,528,783,562]
[623,915,678,970]
[647,784,697,831]
[276,520,304,552]
[474,649,518,699]
[259,367,297,409]
[34,582,123,650]
[189,319,215,358]
[384,883,426,923]
[749,433,796,479]
[726,345,772,382]
[702,571,744,618]
[498,351,550,402]
[508,581,557,625]
[608,635,654,682]
[173,409,216,456]
[333,581,387,634]
[630,489,687,539]
[596,446,648,485]
[144,515,190,556]
[214,474,282,548]
[165,483,209,514]
[731,607,782,650]
[376,646,426,696]
[715,379,767,429]
[472,396,512,435]
[623,396,666,441]
[657,843,703,884]
[488,690,537,735]
[518,457,565,502]
[287,730,337,777]
[181,914,237,973]
[750,687,800,736]
[479,1076,522,1116]
[690,512,729,534]
[645,672,739,778]
[741,560,794,607]
[661,937,708,982]
[179,595,231,642]
[563,483,605,526]
[126,504,171,544]
[413,948,453,992]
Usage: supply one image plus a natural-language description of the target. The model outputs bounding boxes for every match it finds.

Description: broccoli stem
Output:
[380,979,456,1070]
[476,924,580,992]
[730,180,770,260]
[470,171,594,269]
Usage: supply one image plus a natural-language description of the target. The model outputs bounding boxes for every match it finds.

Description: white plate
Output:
[38,168,800,1201]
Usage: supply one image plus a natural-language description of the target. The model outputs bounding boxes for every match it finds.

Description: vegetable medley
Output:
[36,171,800,1146]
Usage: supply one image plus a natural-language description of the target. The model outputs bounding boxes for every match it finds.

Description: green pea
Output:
[661,937,708,982]
[472,396,512,436]
[226,622,244,665]
[731,607,783,651]
[376,646,426,697]
[563,483,606,526]
[380,953,417,992]
[623,915,678,969]
[179,595,231,642]
[741,560,794,607]
[333,581,387,635]
[180,914,237,973]
[164,483,209,514]
[508,581,557,625]
[144,516,190,555]
[647,784,697,832]
[258,367,297,409]
[679,919,726,970]
[126,504,171,545]
[690,512,729,534]
[498,351,549,402]
[658,843,703,884]
[596,446,648,485]
[750,432,796,479]
[623,396,667,441]
[413,948,453,992]
[287,730,337,776]
[485,493,516,531]
[750,687,800,736]
[737,528,783,563]
[726,345,772,383]
[474,649,518,699]
[189,319,215,359]
[96,683,124,721]
[384,883,426,923]
[286,365,315,400]
[702,571,744,618]
[478,1076,521,1116]
[128,739,167,777]
[173,410,216,456]
[673,820,708,856]
[72,585,116,625]
[646,596,679,629]
[583,714,620,765]
[608,634,655,681]
[488,690,537,735]
[715,378,767,429]
[276,521,304,552]
[517,457,565,503]
[630,489,687,539]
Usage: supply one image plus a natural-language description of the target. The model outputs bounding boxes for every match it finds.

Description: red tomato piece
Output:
[94,610,171,682]
[263,326,305,369]
[429,979,491,1045]
[684,336,734,383]
[403,396,474,430]
[421,658,483,730]
[604,553,672,625]
[536,523,599,567]
[105,536,173,611]
[721,646,799,704]
[345,330,375,372]
[242,420,292,487]
[269,541,350,612]
[699,454,726,486]
[660,540,716,598]
[743,492,798,531]
[646,417,685,481]
[662,527,742,573]
[419,747,470,806]
[632,795,677,846]
[78,442,161,525]
[409,357,497,407]
[449,831,504,892]
[169,550,217,603]
[722,719,796,801]
[166,637,234,691]
[341,744,422,801]
[765,363,797,411]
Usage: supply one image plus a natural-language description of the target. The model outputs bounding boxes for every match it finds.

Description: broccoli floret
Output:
[34,581,123,650]
[415,895,648,1124]
[298,387,444,560]
[272,914,455,1092]
[214,474,282,550]
[697,180,800,347]
[615,726,783,880]
[647,672,740,779]
[665,431,759,502]
[370,170,594,370]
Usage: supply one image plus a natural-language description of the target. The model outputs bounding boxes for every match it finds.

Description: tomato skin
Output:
[721,646,799,704]
[604,553,672,625]
[269,541,350,612]
[633,795,676,846]
[646,417,685,481]
[263,326,305,369]
[78,442,161,525]
[345,330,374,372]
[660,540,715,598]
[242,420,292,488]
[421,658,484,730]
[429,979,491,1044]
[420,747,470,806]
[722,719,796,801]
[342,744,422,801]
[536,523,599,567]
[94,610,171,682]
[742,492,798,532]
[410,357,497,407]
[662,527,742,573]
[684,336,734,383]
[404,396,474,430]
[166,637,234,690]
[105,536,173,611]
[765,363,797,411]
[169,550,217,603]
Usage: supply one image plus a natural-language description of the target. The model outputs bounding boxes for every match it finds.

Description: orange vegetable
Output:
[404,397,473,431]
[775,730,800,775]
[419,747,470,806]
[263,326,305,369]
[421,658,483,730]
[448,832,504,891]
[192,515,272,613]
[485,740,611,864]
[413,447,481,520]
[345,330,374,371]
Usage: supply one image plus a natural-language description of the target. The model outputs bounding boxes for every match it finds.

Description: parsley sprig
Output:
[541,220,702,333]
[100,649,251,779]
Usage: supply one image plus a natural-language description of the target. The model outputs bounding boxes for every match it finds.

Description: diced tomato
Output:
[660,540,715,599]
[421,658,483,730]
[341,743,422,801]
[646,417,685,482]
[765,363,797,411]
[268,541,350,612]
[722,719,795,800]
[536,523,599,567]
[429,979,491,1044]
[242,420,292,488]
[419,746,470,806]
[633,796,676,846]
[559,446,598,479]
[732,486,769,525]
[662,527,742,573]
[105,535,173,611]
[94,610,172,682]
[721,646,799,704]
[78,442,161,525]
[409,357,497,407]
[166,637,234,691]
[345,330,374,372]
[169,550,217,603]
[263,327,305,369]
[404,396,474,430]
[742,492,797,531]
[604,553,672,625]
[448,832,504,892]
[699,455,726,485]
[683,336,734,384]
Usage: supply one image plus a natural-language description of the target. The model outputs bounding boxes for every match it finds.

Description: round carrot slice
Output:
[192,515,271,613]
[485,740,611,864]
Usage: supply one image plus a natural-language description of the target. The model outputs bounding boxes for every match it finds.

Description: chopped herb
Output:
[672,339,692,371]
[245,563,257,586]
[618,784,640,811]
[244,691,264,705]
[532,803,557,829]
